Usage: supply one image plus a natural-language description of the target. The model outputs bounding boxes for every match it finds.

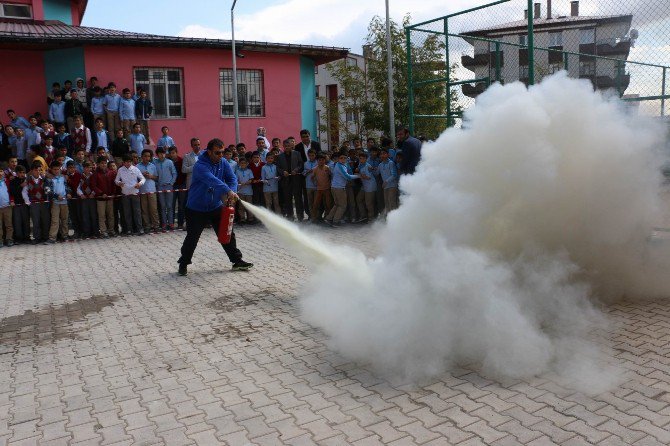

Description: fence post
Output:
[662,67,667,117]
[495,41,501,82]
[444,18,453,127]
[616,59,624,97]
[406,27,414,134]
[527,0,534,85]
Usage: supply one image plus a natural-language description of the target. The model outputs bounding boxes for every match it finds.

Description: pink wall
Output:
[0,50,46,120]
[84,46,303,150]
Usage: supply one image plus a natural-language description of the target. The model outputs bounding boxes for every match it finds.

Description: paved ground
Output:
[1,223,670,446]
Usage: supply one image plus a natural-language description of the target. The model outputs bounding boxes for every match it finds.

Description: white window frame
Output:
[220,69,265,118]
[519,64,530,78]
[548,31,563,47]
[580,28,595,45]
[519,34,528,47]
[1,3,32,19]
[549,63,563,74]
[579,61,595,76]
[133,67,184,119]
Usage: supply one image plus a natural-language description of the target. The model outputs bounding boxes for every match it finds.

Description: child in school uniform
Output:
[356,152,377,222]
[22,161,50,244]
[379,148,399,215]
[310,153,333,223]
[325,153,359,227]
[235,157,255,224]
[261,153,281,214]
[9,166,29,244]
[45,161,69,243]
[0,168,13,247]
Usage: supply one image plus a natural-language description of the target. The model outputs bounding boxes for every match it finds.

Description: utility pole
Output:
[385,0,396,144]
[231,0,240,144]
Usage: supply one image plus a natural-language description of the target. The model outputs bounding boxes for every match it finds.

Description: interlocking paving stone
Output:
[2,224,670,445]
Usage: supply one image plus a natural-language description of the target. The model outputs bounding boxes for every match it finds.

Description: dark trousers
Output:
[114,198,124,233]
[68,199,81,235]
[80,198,98,236]
[252,183,265,207]
[30,202,50,241]
[172,186,187,227]
[281,177,304,220]
[178,206,243,266]
[301,176,310,219]
[122,195,142,233]
[13,205,30,242]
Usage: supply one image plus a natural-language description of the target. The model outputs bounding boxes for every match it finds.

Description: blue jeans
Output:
[158,186,174,227]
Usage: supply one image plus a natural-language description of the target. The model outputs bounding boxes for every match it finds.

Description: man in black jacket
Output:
[294,129,322,162]
[294,129,321,217]
[276,138,305,221]
[64,90,85,133]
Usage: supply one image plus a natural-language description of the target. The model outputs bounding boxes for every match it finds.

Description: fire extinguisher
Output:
[218,201,236,244]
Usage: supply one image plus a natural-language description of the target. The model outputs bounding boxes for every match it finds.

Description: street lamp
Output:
[231,0,240,144]
[385,0,396,144]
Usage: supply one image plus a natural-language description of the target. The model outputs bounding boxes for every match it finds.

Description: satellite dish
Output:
[629,29,639,40]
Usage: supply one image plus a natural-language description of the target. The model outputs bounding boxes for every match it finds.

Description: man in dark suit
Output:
[294,129,322,162]
[276,138,305,221]
[294,129,321,217]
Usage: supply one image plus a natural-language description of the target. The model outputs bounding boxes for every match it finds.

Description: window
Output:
[345,111,359,123]
[1,3,32,18]
[580,28,595,44]
[519,34,528,46]
[315,85,320,98]
[548,32,563,47]
[314,65,319,74]
[220,69,264,117]
[549,63,562,74]
[346,57,358,67]
[579,61,595,76]
[134,67,184,118]
[519,65,529,78]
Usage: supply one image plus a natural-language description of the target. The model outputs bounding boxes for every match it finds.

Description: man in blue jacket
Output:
[177,138,253,276]
[395,126,422,175]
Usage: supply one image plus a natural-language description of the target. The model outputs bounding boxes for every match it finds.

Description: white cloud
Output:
[178,0,485,50]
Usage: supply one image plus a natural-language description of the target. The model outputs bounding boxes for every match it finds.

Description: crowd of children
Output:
[0,78,414,247]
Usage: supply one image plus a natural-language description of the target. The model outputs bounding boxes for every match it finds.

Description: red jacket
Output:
[65,171,82,196]
[249,161,265,180]
[90,167,116,199]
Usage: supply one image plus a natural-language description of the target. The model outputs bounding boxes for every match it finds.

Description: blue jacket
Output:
[103,93,121,112]
[261,164,279,192]
[45,175,69,204]
[90,96,104,115]
[119,98,136,120]
[399,136,422,174]
[154,157,177,188]
[303,160,317,189]
[358,163,377,193]
[137,162,157,193]
[0,179,9,208]
[49,101,66,123]
[235,167,254,195]
[186,151,237,212]
[379,159,398,189]
[157,135,175,149]
[331,162,358,189]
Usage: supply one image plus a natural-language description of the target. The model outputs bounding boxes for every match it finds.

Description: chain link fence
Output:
[406,0,670,136]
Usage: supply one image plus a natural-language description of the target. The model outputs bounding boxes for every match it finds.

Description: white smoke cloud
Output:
[245,72,670,393]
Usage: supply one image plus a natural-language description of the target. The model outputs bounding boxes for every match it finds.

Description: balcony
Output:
[462,51,504,69]
[596,41,632,57]
[462,82,487,98]
[579,74,630,91]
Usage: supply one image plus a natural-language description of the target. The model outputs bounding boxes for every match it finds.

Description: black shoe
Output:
[178,264,188,276]
[232,261,253,271]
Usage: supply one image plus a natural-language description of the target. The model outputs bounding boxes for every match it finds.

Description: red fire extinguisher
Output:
[218,201,236,244]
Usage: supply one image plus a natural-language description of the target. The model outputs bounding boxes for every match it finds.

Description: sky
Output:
[81,0,485,53]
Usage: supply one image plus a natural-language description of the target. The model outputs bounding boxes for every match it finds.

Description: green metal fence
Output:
[406,0,670,136]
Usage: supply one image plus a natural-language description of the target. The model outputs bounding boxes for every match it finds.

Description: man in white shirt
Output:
[182,137,202,189]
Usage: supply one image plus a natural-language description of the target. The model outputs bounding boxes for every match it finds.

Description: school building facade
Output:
[0,0,348,146]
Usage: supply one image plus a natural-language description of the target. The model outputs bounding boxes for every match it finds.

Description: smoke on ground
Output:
[244,73,670,392]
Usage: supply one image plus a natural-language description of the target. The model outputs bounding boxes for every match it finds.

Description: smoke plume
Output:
[245,73,670,392]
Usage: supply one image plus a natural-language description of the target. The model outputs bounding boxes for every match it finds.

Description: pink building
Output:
[0,0,347,146]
